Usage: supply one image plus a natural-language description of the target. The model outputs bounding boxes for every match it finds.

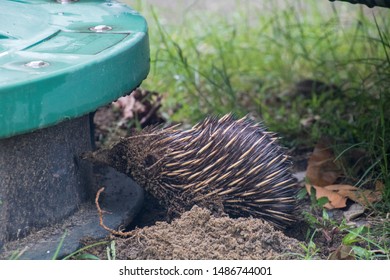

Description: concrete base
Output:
[0,115,95,247]
[0,166,143,260]
[0,115,144,258]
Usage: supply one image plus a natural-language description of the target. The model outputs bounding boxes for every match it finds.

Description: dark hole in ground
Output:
[125,193,168,230]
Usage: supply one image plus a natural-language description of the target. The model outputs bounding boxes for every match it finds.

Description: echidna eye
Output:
[144,154,157,167]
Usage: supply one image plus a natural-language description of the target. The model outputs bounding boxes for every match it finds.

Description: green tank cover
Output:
[0,0,150,138]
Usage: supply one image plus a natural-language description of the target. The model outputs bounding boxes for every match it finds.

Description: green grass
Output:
[131,2,388,125]
[342,224,390,260]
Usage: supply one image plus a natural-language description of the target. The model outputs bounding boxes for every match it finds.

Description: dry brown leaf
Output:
[324,184,358,192]
[306,140,341,186]
[305,184,347,209]
[346,189,382,206]
[325,184,381,205]
[113,93,146,120]
[111,89,164,127]
[328,245,355,260]
[307,183,382,209]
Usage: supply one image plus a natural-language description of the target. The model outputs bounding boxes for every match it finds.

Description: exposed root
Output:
[95,187,136,237]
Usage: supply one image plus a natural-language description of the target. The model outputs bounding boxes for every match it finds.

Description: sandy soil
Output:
[87,206,304,260]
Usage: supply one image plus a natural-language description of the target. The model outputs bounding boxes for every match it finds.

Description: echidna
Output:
[86,114,299,228]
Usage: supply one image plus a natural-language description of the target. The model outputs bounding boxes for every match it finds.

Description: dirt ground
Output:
[86,205,304,260]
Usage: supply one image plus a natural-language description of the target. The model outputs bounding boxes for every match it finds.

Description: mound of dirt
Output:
[94,206,303,260]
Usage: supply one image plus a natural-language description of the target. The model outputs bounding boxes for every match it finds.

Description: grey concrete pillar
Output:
[0,115,94,247]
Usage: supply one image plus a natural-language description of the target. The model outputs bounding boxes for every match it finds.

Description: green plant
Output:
[106,240,116,260]
[61,240,117,260]
[7,247,28,260]
[342,224,390,260]
[62,240,109,260]
[299,230,320,260]
[51,231,67,260]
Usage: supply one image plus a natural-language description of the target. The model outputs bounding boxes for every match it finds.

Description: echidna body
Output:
[88,114,298,228]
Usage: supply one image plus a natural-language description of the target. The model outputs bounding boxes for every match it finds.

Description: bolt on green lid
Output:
[0,0,150,139]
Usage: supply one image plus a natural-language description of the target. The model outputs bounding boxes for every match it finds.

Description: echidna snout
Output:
[88,114,299,228]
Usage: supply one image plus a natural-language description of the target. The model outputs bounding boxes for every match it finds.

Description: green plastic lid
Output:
[0,0,150,139]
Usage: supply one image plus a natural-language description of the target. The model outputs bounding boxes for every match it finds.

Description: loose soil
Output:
[87,206,303,260]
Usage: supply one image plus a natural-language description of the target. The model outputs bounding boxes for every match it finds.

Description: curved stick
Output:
[95,187,135,237]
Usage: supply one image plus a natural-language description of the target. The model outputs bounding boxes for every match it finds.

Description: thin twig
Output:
[95,187,135,237]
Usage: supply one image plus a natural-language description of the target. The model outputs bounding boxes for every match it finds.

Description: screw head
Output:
[89,25,113,32]
[56,0,79,3]
[24,60,50,69]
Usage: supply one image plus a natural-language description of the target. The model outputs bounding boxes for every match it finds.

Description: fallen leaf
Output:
[306,140,341,186]
[111,89,164,127]
[305,140,383,210]
[113,92,145,120]
[328,245,355,260]
[305,184,347,209]
[346,189,382,206]
[306,183,382,209]
[324,184,358,192]
[325,184,381,205]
